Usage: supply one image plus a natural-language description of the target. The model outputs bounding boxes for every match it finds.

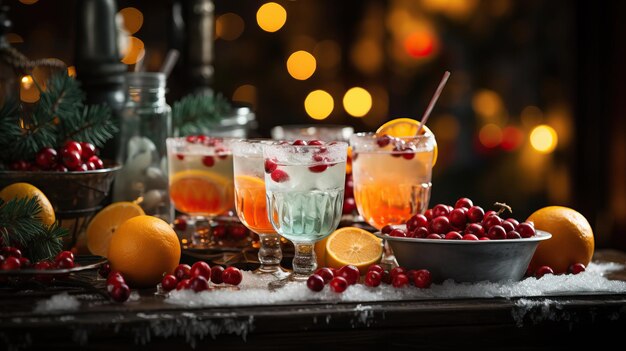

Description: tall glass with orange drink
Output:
[166,136,235,249]
[232,140,288,278]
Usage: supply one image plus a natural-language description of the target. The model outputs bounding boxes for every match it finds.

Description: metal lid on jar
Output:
[125,72,167,89]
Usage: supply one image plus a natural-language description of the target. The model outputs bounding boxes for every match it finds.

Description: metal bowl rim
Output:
[375,229,552,244]
[0,164,121,175]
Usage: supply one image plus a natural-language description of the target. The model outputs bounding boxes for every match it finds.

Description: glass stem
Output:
[292,242,316,279]
[257,233,283,272]
[192,216,217,248]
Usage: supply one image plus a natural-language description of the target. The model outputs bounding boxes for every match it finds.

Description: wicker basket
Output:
[0,164,121,249]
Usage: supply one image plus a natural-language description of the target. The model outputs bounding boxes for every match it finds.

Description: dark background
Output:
[3,0,625,249]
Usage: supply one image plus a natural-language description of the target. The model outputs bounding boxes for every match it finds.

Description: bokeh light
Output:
[232,84,257,109]
[472,90,504,120]
[403,31,436,58]
[351,38,382,74]
[121,36,145,65]
[216,13,245,41]
[256,2,287,33]
[67,66,76,77]
[20,75,40,103]
[286,50,316,80]
[530,125,558,153]
[343,87,372,118]
[500,126,524,151]
[478,123,503,148]
[118,7,143,35]
[304,90,334,120]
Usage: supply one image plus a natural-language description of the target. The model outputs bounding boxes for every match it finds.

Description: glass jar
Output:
[113,72,172,221]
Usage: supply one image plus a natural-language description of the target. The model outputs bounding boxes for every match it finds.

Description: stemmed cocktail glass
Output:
[263,141,348,288]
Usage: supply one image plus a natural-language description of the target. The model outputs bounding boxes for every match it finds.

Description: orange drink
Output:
[234,175,273,234]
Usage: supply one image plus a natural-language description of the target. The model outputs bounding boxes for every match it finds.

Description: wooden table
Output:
[2,250,626,350]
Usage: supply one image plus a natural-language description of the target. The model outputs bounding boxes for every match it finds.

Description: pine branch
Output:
[0,197,43,247]
[0,100,24,162]
[26,222,67,262]
[60,104,118,147]
[36,73,84,121]
[173,93,231,136]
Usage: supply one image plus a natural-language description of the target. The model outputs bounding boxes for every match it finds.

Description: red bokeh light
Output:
[403,32,435,58]
[500,126,524,151]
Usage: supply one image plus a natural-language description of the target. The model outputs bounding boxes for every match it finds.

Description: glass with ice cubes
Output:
[263,140,347,288]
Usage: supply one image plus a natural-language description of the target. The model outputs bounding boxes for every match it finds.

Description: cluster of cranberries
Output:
[174,217,250,241]
[382,198,536,241]
[8,140,104,172]
[359,134,421,161]
[160,262,243,293]
[265,140,337,183]
[179,135,229,167]
[529,263,586,279]
[306,264,433,293]
[0,248,77,283]
[101,268,131,303]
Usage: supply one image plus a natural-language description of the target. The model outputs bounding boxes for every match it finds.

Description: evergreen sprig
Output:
[0,197,67,262]
[172,93,231,136]
[59,104,115,147]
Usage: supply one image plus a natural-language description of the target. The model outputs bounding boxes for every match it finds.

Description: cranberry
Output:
[505,231,522,239]
[381,225,394,234]
[412,269,432,289]
[462,234,479,241]
[344,177,354,198]
[430,216,450,234]
[449,208,468,228]
[465,223,485,237]
[389,229,407,237]
[426,233,443,239]
[501,221,515,233]
[75,163,89,171]
[174,264,191,280]
[569,263,586,275]
[392,273,409,288]
[61,148,82,170]
[35,147,58,169]
[176,279,191,290]
[517,222,536,238]
[402,148,415,160]
[479,237,491,241]
[482,215,503,230]
[3,247,22,258]
[174,217,187,231]
[222,266,243,285]
[88,156,104,169]
[17,257,30,267]
[210,266,224,284]
[98,263,111,278]
[1,256,21,270]
[376,134,392,147]
[484,210,496,218]
[215,147,229,160]
[110,283,131,302]
[390,145,403,157]
[186,135,198,143]
[190,261,212,280]
[367,264,384,275]
[228,225,248,240]
[342,197,357,214]
[85,161,97,170]
[413,227,429,238]
[161,274,178,291]
[308,140,324,146]
[176,154,185,161]
[270,169,290,183]
[264,159,278,173]
[307,274,325,292]
[467,206,485,223]
[454,198,473,209]
[444,231,463,240]
[213,225,227,239]
[390,267,407,278]
[329,276,348,293]
[432,204,450,218]
[309,164,328,173]
[53,163,68,172]
[487,225,506,240]
[338,265,360,285]
[56,257,74,269]
[380,270,392,284]
[314,267,335,283]
[202,156,215,167]
[190,276,210,292]
[107,272,125,287]
[34,261,53,282]
[292,139,307,146]
[535,266,554,278]
[9,160,30,171]
[505,218,520,227]
[63,140,83,156]
[79,142,96,160]
[364,271,382,287]
[55,251,74,263]
[424,209,433,221]
[406,216,420,231]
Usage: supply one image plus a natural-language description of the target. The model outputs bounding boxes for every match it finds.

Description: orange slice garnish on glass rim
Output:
[376,117,438,166]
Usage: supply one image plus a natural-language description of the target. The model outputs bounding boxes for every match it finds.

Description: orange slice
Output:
[376,118,438,166]
[86,202,145,257]
[170,170,233,215]
[325,227,383,274]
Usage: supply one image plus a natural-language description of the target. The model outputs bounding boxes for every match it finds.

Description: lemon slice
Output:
[376,118,438,166]
[86,202,145,257]
[325,227,383,274]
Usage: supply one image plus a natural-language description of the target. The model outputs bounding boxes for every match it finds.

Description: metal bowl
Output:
[375,229,552,283]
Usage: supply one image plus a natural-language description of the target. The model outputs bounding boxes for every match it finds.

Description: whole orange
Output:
[527,206,594,274]
[107,215,181,287]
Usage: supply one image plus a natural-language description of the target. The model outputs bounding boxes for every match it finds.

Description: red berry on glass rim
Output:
[329,276,348,293]
[390,266,407,278]
[338,265,360,285]
[63,141,82,156]
[186,135,198,143]
[426,233,443,239]
[467,206,485,223]
[445,231,463,240]
[190,261,212,280]
[569,263,586,274]
[110,283,131,302]
[376,134,392,147]
[1,256,21,270]
[517,222,536,238]
[264,159,278,173]
[215,147,229,160]
[506,231,522,239]
[431,216,450,234]
[176,279,191,290]
[270,169,289,183]
[535,266,554,278]
[381,225,394,234]
[391,145,403,157]
[392,274,409,288]
[292,140,307,146]
[367,264,384,275]
[342,197,357,215]
[202,156,215,167]
[432,204,450,218]
[308,140,324,146]
[190,276,210,292]
[222,266,243,285]
[465,223,485,237]
[462,234,479,241]
[210,265,224,284]
[449,208,468,228]
[314,267,334,283]
[79,142,96,160]
[401,148,415,160]
[389,229,407,237]
[307,274,325,292]
[487,225,506,240]
[364,271,382,287]
[412,269,432,289]
[454,198,473,209]
[161,274,178,291]
[174,264,191,281]
[35,147,58,169]
[61,149,82,169]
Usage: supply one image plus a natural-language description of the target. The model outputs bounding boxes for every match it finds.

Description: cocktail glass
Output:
[232,139,289,279]
[350,132,436,263]
[166,136,235,249]
[263,141,348,288]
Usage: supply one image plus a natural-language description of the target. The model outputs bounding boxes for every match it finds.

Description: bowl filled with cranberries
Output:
[376,198,552,283]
